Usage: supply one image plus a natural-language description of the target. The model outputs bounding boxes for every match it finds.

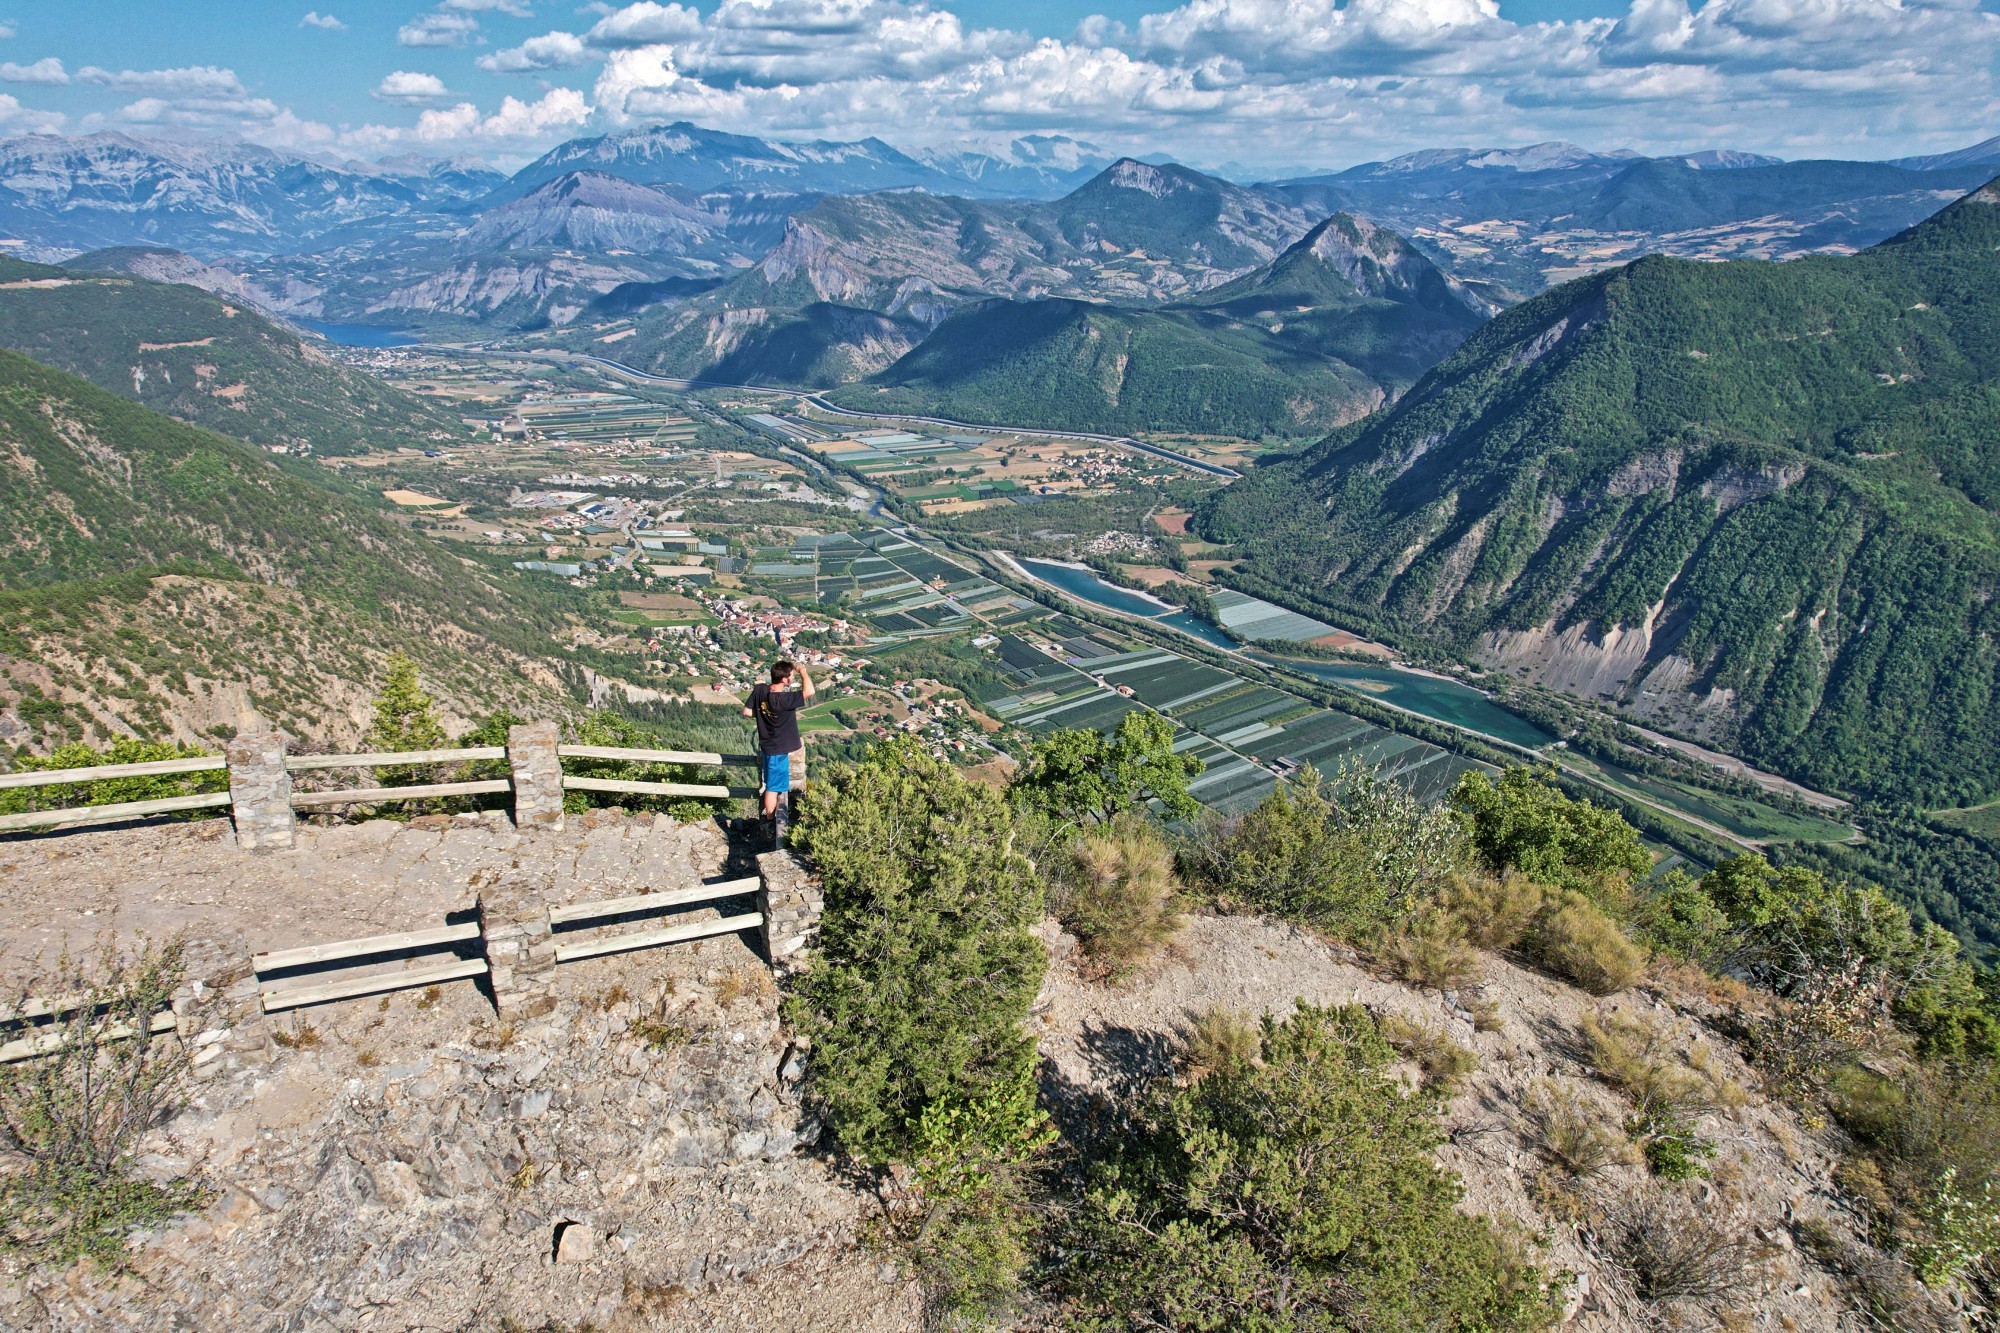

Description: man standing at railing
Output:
[744,659,813,826]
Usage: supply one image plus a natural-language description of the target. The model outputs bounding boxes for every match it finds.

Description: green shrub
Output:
[902,1080,1057,1314]
[1630,872,1731,965]
[1451,767,1649,905]
[0,738,223,817]
[1057,813,1184,979]
[1011,711,1204,825]
[1522,892,1646,995]
[788,739,1046,1163]
[1055,1004,1556,1332]
[1180,763,1469,941]
[786,739,1048,1311]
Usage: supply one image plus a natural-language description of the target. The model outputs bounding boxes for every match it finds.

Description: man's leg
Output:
[760,752,790,818]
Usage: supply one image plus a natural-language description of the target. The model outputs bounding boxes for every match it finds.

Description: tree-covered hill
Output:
[1201,180,2000,807]
[832,213,1491,437]
[0,256,471,455]
[0,349,565,746]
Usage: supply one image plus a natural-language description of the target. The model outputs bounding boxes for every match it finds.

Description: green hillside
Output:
[0,256,470,455]
[0,348,563,744]
[1201,181,2000,808]
[831,297,1380,437]
[833,214,1490,437]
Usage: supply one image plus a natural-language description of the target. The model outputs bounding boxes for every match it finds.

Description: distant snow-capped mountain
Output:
[0,133,503,257]
[506,123,1109,202]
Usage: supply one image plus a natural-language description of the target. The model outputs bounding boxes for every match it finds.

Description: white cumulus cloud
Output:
[375,70,454,103]
[300,10,346,29]
[0,92,63,133]
[77,64,251,96]
[0,57,67,85]
[477,30,593,72]
[398,11,481,47]
[460,0,2000,169]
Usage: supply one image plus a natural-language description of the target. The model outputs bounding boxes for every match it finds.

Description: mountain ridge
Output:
[1199,178,2000,805]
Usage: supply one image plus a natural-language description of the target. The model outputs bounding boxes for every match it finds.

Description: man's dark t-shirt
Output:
[749,683,805,754]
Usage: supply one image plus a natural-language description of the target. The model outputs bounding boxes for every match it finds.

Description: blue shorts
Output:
[760,752,791,794]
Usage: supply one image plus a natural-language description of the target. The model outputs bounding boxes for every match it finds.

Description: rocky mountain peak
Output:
[1101,159,1191,198]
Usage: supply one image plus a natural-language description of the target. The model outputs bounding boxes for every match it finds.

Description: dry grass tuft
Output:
[1058,814,1185,980]
[1375,910,1481,991]
[1178,1006,1260,1078]
[1378,1012,1478,1094]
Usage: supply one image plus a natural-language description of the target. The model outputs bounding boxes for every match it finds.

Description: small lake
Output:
[297,320,421,348]
[1255,655,1556,751]
[1017,558,1242,651]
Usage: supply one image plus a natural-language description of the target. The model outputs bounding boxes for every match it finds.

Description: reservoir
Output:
[299,320,421,348]
[1016,558,1241,651]
[1255,655,1555,751]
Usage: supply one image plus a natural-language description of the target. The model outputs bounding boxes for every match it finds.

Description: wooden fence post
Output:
[226,731,295,851]
[508,721,564,831]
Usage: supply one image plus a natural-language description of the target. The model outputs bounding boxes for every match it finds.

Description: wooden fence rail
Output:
[0,991,178,1064]
[0,726,768,841]
[244,874,767,1014]
[0,791,234,835]
[548,875,763,964]
[286,747,507,772]
[255,919,489,1014]
[0,756,227,789]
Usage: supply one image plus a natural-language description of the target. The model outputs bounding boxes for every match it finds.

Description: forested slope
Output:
[1201,181,2000,806]
[0,349,563,747]
[0,256,470,455]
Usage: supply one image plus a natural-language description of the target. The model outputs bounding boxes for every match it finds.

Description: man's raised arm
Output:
[797,665,816,700]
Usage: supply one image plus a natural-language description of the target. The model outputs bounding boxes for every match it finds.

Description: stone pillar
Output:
[480,885,559,1019]
[226,731,295,851]
[757,849,823,975]
[508,720,564,831]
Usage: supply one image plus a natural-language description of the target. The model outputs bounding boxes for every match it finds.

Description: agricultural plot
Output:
[517,396,697,444]
[1211,589,1341,643]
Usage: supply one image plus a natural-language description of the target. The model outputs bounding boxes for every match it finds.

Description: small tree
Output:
[365,652,447,787]
[1011,711,1203,826]
[787,738,1051,1313]
[1180,763,1469,940]
[789,738,1046,1161]
[1056,1004,1555,1332]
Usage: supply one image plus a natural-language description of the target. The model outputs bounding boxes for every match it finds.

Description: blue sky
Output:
[0,0,1994,172]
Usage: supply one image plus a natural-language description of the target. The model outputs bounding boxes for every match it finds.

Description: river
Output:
[1251,655,1555,751]
[1012,556,1553,750]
